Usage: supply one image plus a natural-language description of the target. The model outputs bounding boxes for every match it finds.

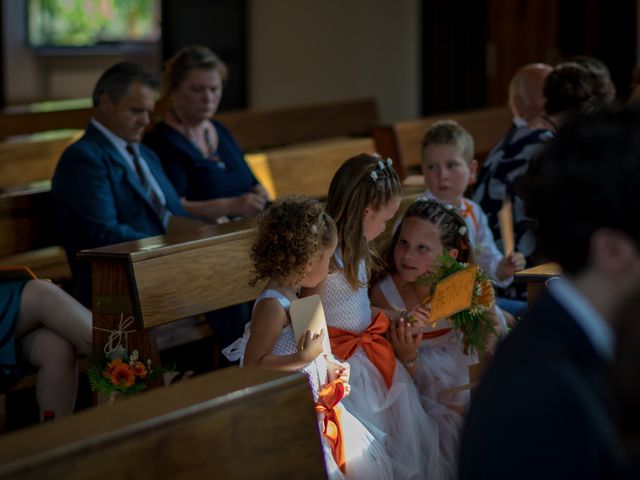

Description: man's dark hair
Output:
[92,62,159,107]
[522,105,640,274]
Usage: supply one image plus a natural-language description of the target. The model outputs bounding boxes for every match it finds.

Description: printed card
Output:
[290,295,332,354]
[428,265,477,323]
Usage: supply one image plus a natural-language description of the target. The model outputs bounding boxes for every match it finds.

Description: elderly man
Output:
[52,62,187,305]
[508,63,553,128]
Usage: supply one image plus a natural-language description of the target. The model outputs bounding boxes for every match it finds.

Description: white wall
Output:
[248,0,421,122]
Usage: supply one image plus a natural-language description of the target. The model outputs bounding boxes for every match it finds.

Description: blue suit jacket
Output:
[458,289,626,479]
[52,123,187,305]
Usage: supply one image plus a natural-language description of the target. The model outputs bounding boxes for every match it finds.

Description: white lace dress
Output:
[223,289,393,480]
[321,252,441,480]
[377,274,474,480]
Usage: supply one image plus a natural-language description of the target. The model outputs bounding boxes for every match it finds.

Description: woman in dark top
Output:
[144,45,268,221]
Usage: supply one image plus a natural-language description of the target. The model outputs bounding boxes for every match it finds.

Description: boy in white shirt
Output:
[420,120,527,319]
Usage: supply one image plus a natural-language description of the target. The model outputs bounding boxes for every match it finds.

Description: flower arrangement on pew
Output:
[413,254,496,355]
[88,314,168,400]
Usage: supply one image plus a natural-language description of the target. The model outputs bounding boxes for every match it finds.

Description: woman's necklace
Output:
[171,108,225,169]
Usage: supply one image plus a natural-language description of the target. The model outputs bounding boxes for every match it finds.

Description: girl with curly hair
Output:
[223,195,394,480]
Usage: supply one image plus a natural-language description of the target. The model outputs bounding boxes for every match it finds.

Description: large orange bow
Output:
[315,379,346,473]
[329,311,396,388]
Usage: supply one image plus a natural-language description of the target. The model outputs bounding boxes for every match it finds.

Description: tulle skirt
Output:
[339,348,441,480]
[323,403,396,480]
[414,331,474,480]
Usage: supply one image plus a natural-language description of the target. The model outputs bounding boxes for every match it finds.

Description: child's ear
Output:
[448,248,459,260]
[469,159,479,184]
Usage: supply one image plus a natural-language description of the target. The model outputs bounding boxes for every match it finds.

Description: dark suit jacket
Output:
[458,289,625,479]
[52,123,187,305]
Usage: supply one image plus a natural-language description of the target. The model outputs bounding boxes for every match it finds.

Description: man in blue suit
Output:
[52,62,188,306]
[458,106,640,479]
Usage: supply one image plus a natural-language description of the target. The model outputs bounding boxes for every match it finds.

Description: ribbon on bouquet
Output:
[93,313,136,355]
[315,378,346,473]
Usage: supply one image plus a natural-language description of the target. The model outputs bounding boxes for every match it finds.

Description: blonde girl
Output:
[304,154,440,480]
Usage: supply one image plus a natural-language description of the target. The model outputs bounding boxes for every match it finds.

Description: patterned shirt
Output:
[472,126,554,264]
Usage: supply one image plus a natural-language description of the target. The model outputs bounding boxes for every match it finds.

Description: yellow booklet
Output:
[428,264,477,324]
[289,295,332,354]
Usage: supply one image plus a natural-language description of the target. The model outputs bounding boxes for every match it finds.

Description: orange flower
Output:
[131,361,148,378]
[476,277,494,309]
[103,358,126,376]
[105,360,136,388]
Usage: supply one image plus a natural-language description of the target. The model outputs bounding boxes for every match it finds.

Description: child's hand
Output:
[404,304,431,329]
[298,329,325,362]
[496,252,526,280]
[327,358,351,396]
[389,318,422,366]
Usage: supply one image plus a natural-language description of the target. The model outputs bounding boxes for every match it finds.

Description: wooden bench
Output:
[372,106,512,179]
[0,368,328,479]
[513,262,562,309]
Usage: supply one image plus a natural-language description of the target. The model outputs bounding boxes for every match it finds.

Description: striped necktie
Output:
[126,144,167,222]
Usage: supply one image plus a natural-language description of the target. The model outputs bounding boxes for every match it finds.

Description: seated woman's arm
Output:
[181,191,267,221]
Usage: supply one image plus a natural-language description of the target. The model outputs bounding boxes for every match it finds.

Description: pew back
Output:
[373,106,512,178]
[0,368,327,480]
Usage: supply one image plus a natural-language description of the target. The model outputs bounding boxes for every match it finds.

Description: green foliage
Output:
[29,0,159,47]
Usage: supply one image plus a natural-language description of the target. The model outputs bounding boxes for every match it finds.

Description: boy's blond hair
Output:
[420,120,475,163]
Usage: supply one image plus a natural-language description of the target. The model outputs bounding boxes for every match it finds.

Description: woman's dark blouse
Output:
[143,120,258,201]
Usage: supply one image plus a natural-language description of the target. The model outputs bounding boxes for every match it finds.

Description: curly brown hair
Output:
[251,195,336,285]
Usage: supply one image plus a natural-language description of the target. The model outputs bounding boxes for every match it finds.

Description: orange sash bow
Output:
[315,379,346,473]
[328,311,396,388]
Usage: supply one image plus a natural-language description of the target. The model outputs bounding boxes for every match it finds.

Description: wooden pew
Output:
[0,131,81,189]
[78,217,263,365]
[513,262,562,309]
[252,137,376,199]
[0,97,377,144]
[0,368,328,479]
[373,106,512,179]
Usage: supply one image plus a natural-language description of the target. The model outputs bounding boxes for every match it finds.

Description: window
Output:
[28,0,160,48]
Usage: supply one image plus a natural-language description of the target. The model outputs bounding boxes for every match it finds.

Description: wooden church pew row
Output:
[0,368,328,480]
[372,106,512,179]
[0,131,82,189]
[0,97,377,145]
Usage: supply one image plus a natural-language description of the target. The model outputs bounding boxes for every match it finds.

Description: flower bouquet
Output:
[87,346,166,401]
[414,254,496,355]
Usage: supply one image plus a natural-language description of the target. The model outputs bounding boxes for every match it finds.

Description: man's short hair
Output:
[92,62,159,107]
[522,105,640,274]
